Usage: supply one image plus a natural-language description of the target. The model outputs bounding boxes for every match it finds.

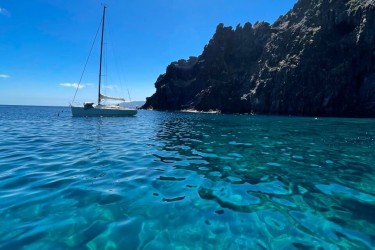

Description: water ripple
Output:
[0,106,374,249]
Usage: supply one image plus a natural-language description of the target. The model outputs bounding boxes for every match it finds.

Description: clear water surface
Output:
[0,105,374,249]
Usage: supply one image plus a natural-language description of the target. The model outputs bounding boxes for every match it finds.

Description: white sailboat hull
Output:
[71,105,137,117]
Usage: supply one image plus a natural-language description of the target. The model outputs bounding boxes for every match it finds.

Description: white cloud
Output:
[0,7,11,17]
[103,84,118,90]
[0,74,10,78]
[60,83,85,89]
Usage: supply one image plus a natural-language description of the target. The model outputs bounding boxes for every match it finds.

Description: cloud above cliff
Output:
[0,74,10,78]
[0,7,11,17]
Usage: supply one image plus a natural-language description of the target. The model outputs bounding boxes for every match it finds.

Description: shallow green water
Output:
[0,105,374,249]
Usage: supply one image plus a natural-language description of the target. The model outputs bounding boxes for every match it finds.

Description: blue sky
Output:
[0,0,297,106]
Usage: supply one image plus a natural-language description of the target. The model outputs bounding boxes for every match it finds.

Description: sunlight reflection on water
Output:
[0,106,374,249]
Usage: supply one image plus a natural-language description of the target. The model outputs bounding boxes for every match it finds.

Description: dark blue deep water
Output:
[0,105,374,249]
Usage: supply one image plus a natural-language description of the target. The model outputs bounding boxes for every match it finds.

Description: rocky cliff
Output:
[143,0,375,117]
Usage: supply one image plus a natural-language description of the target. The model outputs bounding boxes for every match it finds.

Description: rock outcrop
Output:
[143,0,375,117]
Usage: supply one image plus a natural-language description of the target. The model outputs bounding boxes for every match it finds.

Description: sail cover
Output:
[100,94,125,101]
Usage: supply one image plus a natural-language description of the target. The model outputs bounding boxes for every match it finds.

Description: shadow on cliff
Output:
[143,0,375,117]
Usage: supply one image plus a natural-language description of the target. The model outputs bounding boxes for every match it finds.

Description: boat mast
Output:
[98,6,106,105]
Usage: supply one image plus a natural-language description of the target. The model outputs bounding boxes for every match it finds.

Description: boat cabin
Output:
[83,102,95,109]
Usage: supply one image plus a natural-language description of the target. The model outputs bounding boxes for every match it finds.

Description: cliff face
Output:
[143,0,375,117]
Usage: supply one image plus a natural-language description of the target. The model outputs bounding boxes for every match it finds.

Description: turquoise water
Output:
[0,105,375,249]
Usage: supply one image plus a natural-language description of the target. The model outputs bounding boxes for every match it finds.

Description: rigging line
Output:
[103,41,109,99]
[107,17,128,101]
[127,89,132,102]
[72,18,103,104]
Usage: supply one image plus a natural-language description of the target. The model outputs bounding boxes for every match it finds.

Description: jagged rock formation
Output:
[143,0,375,117]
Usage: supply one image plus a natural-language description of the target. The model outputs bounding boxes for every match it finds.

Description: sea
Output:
[0,105,374,249]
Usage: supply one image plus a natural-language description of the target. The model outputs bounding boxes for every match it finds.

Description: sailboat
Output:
[70,6,137,117]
